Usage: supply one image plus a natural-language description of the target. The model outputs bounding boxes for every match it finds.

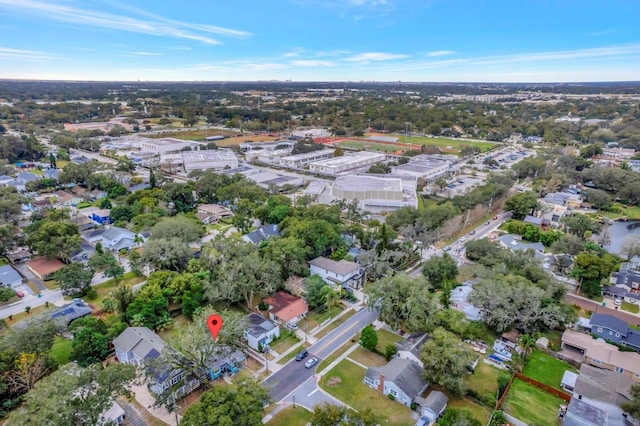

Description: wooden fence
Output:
[496,371,571,411]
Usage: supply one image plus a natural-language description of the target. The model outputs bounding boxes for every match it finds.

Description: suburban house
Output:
[604,262,640,305]
[563,397,608,426]
[245,313,280,351]
[264,291,308,327]
[70,243,96,264]
[206,348,247,380]
[565,364,635,425]
[539,191,582,225]
[363,358,429,407]
[498,234,545,254]
[196,204,234,223]
[6,247,31,264]
[450,282,482,321]
[101,402,126,425]
[42,168,60,181]
[589,313,640,352]
[561,329,640,381]
[114,327,168,366]
[101,226,144,252]
[80,207,111,225]
[26,257,65,280]
[308,256,363,289]
[50,299,93,326]
[54,190,84,207]
[394,333,429,368]
[414,390,449,426]
[0,264,23,288]
[523,215,550,230]
[242,224,280,245]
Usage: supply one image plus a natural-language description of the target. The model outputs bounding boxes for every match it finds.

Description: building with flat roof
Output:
[391,157,452,182]
[139,138,199,155]
[330,174,418,211]
[309,151,386,175]
[181,150,238,173]
[245,147,293,164]
[279,149,335,168]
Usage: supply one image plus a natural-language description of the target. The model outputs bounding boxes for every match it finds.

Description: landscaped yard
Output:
[465,359,500,395]
[448,397,492,424]
[267,406,313,425]
[348,346,387,367]
[306,305,345,329]
[375,329,403,353]
[271,330,300,354]
[522,351,576,389]
[50,336,73,365]
[503,379,566,426]
[85,272,147,311]
[319,359,415,426]
[622,301,640,314]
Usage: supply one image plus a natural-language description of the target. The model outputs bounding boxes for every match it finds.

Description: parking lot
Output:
[478,148,535,171]
[436,173,486,198]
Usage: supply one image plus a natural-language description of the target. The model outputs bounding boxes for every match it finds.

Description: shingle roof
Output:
[50,298,92,325]
[0,264,22,285]
[246,313,278,338]
[366,358,428,399]
[309,256,359,276]
[417,390,448,415]
[564,397,607,426]
[102,226,134,242]
[264,291,308,323]
[113,327,167,361]
[573,364,633,405]
[590,313,628,336]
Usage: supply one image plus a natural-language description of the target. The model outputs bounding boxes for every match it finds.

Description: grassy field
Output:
[271,330,300,354]
[375,329,403,353]
[448,398,492,424]
[50,337,73,365]
[622,301,640,313]
[503,379,566,426]
[348,346,387,367]
[402,135,497,152]
[319,359,415,426]
[316,341,355,373]
[465,359,500,395]
[523,351,576,389]
[306,306,345,329]
[336,140,405,153]
[267,406,313,425]
[88,272,147,311]
[142,130,276,147]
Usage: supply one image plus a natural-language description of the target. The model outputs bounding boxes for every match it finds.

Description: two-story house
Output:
[308,256,363,289]
[590,313,640,351]
[101,226,143,252]
[363,358,429,407]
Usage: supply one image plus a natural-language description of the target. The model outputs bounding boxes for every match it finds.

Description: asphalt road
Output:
[264,306,378,402]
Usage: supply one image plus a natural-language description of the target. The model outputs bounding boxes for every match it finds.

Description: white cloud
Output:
[427,50,454,57]
[0,47,53,61]
[345,52,408,62]
[291,60,335,67]
[0,0,250,45]
[129,51,163,56]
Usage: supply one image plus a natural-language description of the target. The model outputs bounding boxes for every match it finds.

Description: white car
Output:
[305,358,318,369]
[459,237,466,243]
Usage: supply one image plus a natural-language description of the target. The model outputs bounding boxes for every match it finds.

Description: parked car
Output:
[614,298,622,306]
[16,291,24,298]
[305,358,318,369]
[443,246,451,252]
[493,216,498,220]
[469,230,476,235]
[459,237,466,243]
[295,349,308,361]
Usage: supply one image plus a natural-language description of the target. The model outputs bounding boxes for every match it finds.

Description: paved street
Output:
[0,288,63,319]
[264,306,378,403]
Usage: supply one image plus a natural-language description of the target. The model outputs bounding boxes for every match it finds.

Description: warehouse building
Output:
[182,150,238,173]
[391,157,453,182]
[139,138,200,155]
[330,174,418,211]
[308,151,386,175]
[279,149,335,168]
[245,148,293,165]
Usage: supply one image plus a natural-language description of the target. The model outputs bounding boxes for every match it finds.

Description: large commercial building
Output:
[391,154,455,182]
[308,151,386,175]
[139,138,200,155]
[330,174,418,211]
[245,148,293,165]
[279,149,335,168]
[159,149,238,173]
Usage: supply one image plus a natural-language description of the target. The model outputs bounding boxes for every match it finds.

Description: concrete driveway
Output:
[14,263,47,292]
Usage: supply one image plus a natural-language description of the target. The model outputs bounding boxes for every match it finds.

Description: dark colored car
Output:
[295,349,308,361]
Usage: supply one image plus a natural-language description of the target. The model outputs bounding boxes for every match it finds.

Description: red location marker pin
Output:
[207,314,223,341]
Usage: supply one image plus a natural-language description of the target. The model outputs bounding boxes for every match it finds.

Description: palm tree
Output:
[519,334,537,359]
[324,288,341,318]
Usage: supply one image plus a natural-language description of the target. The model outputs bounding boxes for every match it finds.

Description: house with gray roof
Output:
[113,327,167,366]
[16,172,38,184]
[414,390,449,425]
[101,226,143,252]
[0,264,23,288]
[245,313,280,351]
[309,256,363,289]
[590,313,640,351]
[242,224,280,245]
[498,234,545,254]
[43,168,60,180]
[363,358,428,407]
[49,298,92,326]
[394,333,429,368]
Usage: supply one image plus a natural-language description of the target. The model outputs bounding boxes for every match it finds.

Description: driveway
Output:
[119,400,147,426]
[14,263,47,292]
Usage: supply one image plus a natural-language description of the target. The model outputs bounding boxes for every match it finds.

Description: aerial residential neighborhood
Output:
[1,2,640,421]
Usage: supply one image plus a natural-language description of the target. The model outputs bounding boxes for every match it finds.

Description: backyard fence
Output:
[495,371,571,412]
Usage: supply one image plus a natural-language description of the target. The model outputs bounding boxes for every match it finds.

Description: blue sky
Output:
[0,0,639,82]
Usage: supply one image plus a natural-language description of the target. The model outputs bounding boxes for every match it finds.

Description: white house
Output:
[245,313,280,351]
[101,226,143,252]
[309,256,363,289]
[363,358,429,407]
[0,264,23,288]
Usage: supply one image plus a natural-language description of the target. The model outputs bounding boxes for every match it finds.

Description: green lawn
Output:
[448,398,492,424]
[622,302,640,314]
[313,309,356,339]
[465,359,500,395]
[319,359,415,426]
[267,406,313,425]
[375,329,403,353]
[503,379,565,426]
[349,346,387,367]
[271,330,300,354]
[86,272,147,310]
[306,306,345,329]
[403,135,498,152]
[523,351,577,389]
[336,141,404,152]
[316,341,354,373]
[50,337,73,365]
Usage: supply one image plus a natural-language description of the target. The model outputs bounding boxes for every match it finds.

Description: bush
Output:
[387,393,395,401]
[258,301,269,311]
[384,344,398,361]
[86,289,98,301]
[0,287,16,302]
